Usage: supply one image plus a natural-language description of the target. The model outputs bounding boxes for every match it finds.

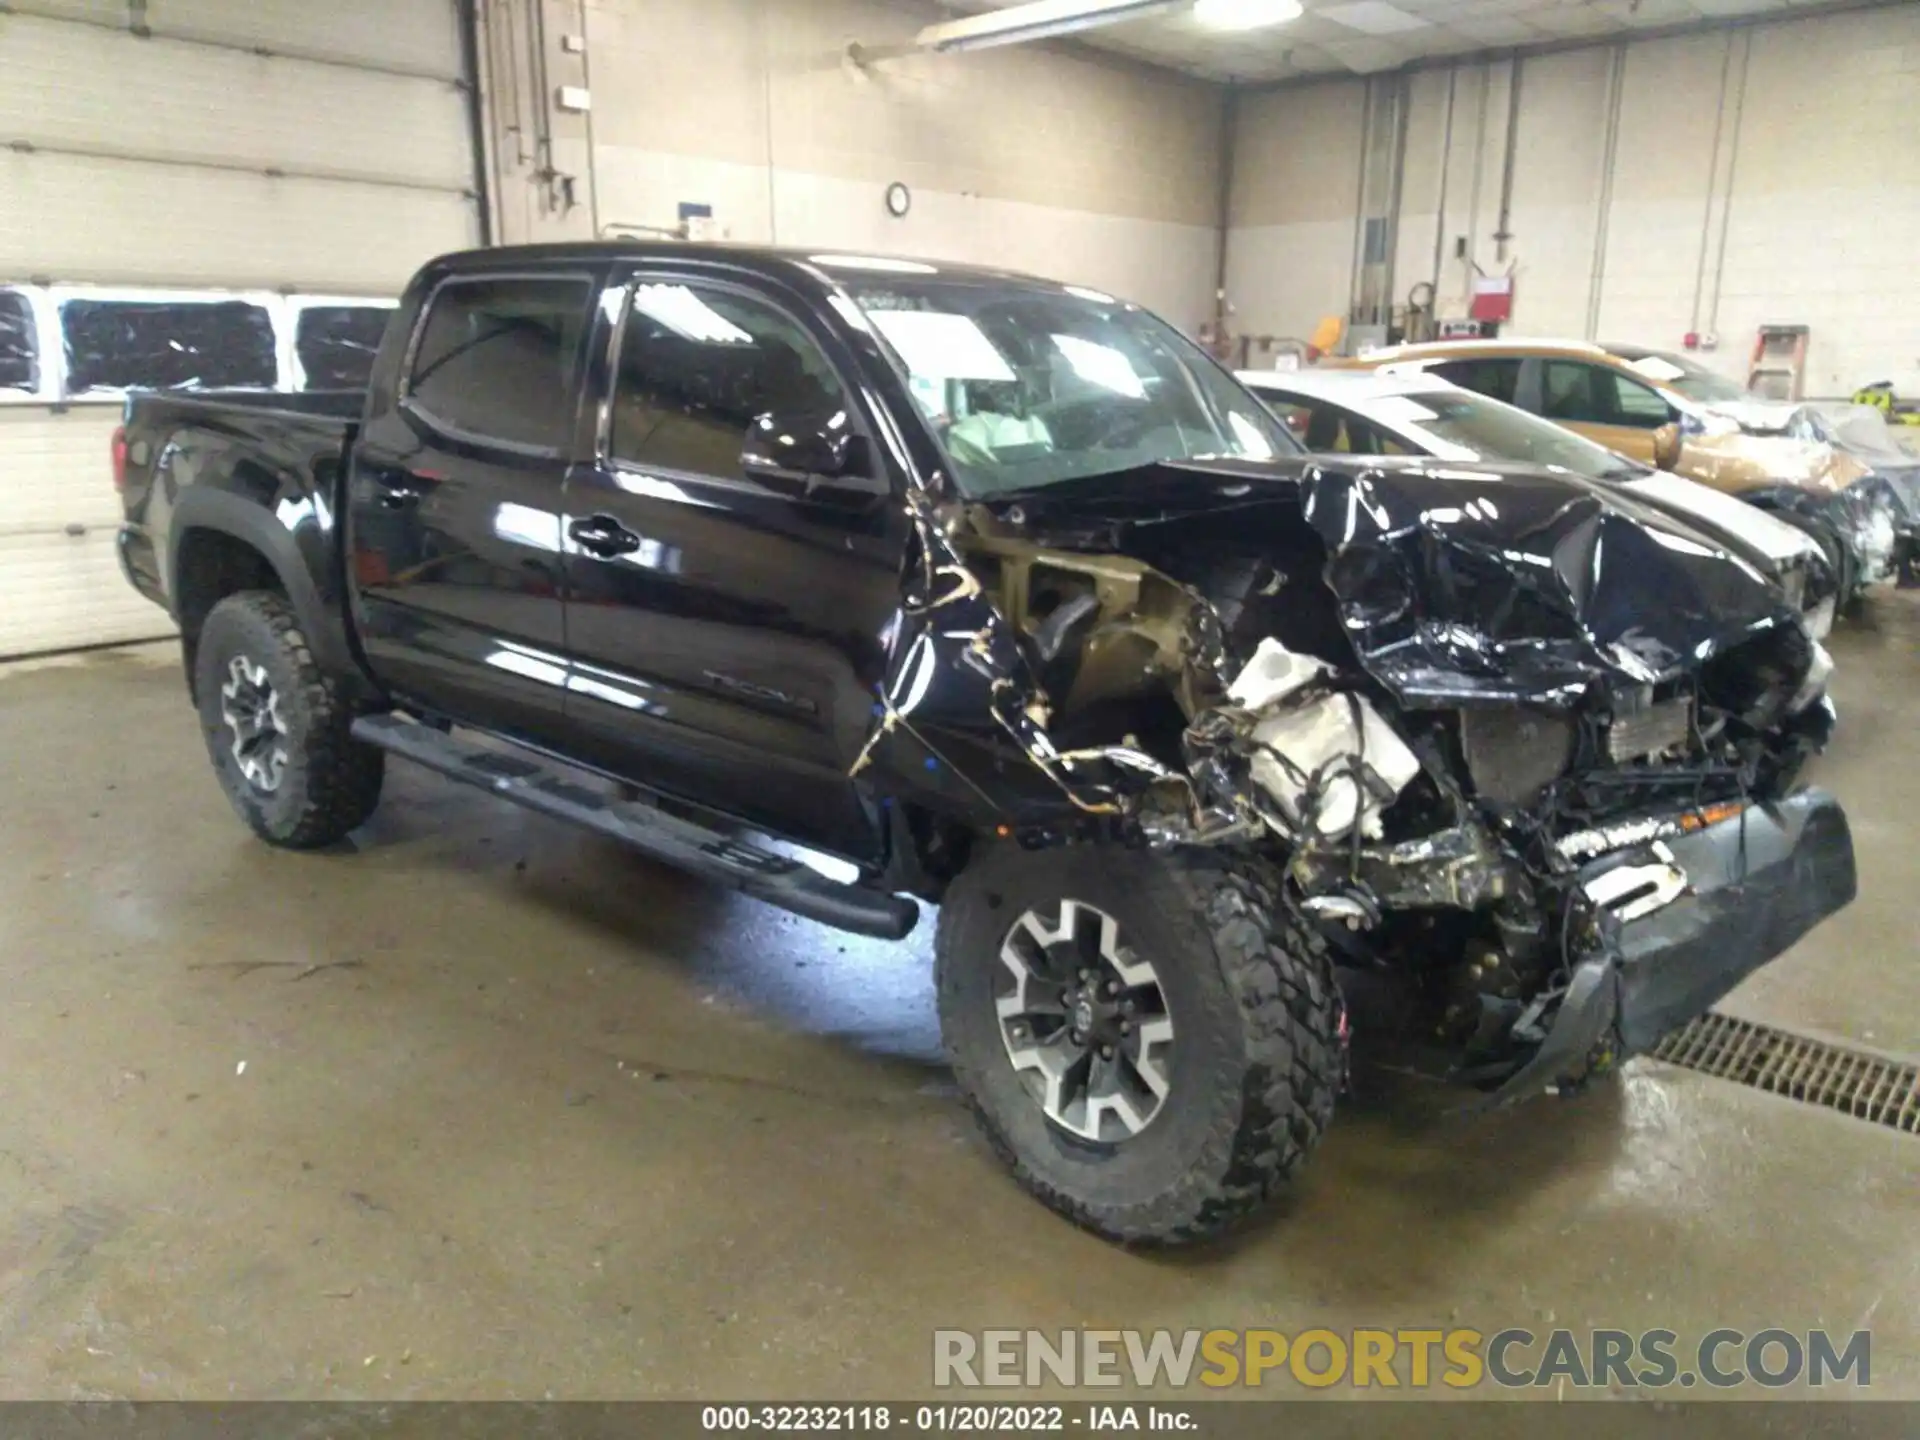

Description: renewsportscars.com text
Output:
[932,1327,1871,1391]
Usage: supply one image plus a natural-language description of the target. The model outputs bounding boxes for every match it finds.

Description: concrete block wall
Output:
[480,0,1227,327]
[1224,4,1920,391]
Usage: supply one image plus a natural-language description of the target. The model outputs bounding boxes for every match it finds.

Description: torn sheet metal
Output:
[1677,430,1867,497]
[979,455,1801,714]
[855,487,1204,824]
[63,297,278,394]
[0,290,36,393]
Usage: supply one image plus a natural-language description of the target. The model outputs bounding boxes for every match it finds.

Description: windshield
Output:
[1610,348,1750,405]
[843,278,1297,496]
[1342,386,1648,480]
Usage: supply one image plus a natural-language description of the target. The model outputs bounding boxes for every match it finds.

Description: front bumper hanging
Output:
[1487,788,1857,1104]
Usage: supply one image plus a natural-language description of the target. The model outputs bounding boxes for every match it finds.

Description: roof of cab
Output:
[1334,336,1609,366]
[425,240,1096,294]
[1238,367,1454,401]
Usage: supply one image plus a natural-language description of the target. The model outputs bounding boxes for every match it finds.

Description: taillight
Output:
[111,426,129,492]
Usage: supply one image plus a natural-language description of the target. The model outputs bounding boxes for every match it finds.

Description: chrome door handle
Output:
[568,514,641,558]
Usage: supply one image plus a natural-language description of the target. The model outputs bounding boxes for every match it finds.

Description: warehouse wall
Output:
[478,0,1227,326]
[1224,80,1368,347]
[1224,3,1920,392]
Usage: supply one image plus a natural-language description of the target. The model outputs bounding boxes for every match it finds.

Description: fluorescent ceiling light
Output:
[1193,0,1304,29]
[915,0,1180,54]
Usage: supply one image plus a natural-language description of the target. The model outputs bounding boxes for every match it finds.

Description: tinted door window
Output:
[1428,357,1522,404]
[405,276,592,451]
[610,281,852,481]
[1540,360,1610,422]
[1607,371,1675,428]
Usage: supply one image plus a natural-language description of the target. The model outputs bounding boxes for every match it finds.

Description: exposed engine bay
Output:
[865,453,1848,1098]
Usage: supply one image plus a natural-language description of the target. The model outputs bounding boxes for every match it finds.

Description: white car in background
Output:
[1238,367,1839,639]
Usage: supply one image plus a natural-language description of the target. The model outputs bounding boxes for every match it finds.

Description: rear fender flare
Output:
[167,487,362,695]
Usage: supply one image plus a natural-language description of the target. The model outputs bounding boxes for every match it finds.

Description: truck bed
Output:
[131,387,367,422]
[116,387,367,622]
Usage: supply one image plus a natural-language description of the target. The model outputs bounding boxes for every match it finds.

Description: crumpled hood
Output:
[983,454,1804,711]
[1702,396,1802,435]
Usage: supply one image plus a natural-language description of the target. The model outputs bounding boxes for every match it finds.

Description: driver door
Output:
[1533,358,1674,464]
[558,269,910,863]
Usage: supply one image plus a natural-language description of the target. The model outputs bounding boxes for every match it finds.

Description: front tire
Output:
[194,591,384,849]
[936,842,1342,1245]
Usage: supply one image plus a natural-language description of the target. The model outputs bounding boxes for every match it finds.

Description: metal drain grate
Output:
[1652,1013,1920,1135]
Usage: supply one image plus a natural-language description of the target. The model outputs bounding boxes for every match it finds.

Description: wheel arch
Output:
[168,489,361,704]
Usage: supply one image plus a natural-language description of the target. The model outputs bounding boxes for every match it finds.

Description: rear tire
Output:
[194,591,384,849]
[936,842,1342,1245]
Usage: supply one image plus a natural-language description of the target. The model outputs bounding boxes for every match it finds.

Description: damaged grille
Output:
[1605,694,1692,764]
[1652,1013,1920,1135]
[1459,708,1575,807]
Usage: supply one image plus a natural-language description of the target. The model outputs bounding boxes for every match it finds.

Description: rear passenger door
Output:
[558,269,909,863]
[348,271,596,747]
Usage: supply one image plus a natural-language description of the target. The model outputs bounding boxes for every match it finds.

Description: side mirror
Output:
[741,410,877,496]
[1652,421,1683,472]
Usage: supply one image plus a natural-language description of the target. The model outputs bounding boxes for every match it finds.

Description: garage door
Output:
[0,0,480,659]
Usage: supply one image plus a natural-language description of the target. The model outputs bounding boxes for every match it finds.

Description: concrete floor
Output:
[1,596,1917,1403]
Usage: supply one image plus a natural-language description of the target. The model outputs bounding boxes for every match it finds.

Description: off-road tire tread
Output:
[937,846,1342,1246]
[200,591,384,849]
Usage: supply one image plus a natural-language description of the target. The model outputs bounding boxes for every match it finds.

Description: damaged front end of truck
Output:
[863,454,1857,1100]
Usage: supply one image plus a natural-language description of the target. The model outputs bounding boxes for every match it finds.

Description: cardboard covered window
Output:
[62,297,277,394]
[0,289,35,393]
[294,305,393,391]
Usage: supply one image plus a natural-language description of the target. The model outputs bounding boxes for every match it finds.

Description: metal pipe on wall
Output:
[1583,41,1627,339]
[456,0,497,245]
[1463,60,1490,296]
[1213,84,1239,336]
[1705,27,1753,339]
[1493,55,1523,262]
[1429,64,1458,299]
[1381,71,1410,327]
[1688,31,1738,336]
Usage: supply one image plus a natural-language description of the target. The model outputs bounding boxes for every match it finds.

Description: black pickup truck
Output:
[116,243,1857,1245]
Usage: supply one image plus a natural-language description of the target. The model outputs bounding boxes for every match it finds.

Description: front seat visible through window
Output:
[1542,361,1602,422]
[1303,404,1343,451]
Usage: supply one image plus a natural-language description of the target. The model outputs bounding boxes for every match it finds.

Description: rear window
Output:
[61,297,278,393]
[0,289,35,392]
[294,305,393,390]
[404,276,592,450]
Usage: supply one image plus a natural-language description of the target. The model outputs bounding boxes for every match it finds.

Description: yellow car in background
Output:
[1336,339,1911,599]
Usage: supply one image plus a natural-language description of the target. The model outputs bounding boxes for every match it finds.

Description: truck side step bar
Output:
[351,716,919,940]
